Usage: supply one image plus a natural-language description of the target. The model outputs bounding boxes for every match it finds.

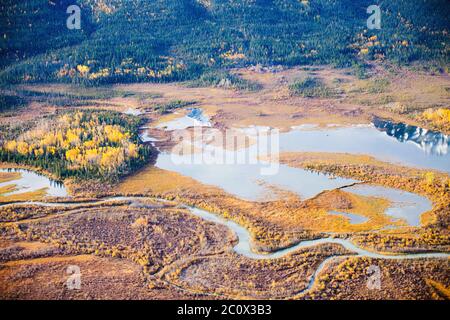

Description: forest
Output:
[0,110,153,180]
[0,0,448,86]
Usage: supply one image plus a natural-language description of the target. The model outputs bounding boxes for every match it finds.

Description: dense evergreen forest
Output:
[0,0,449,86]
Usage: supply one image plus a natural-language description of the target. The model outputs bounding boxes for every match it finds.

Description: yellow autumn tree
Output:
[76,65,90,77]
[4,141,17,152]
[1,111,145,177]
[16,142,29,155]
[65,148,80,163]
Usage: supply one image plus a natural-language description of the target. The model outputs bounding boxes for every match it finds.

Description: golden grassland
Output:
[305,189,396,231]
[0,171,21,184]
[278,152,450,253]
[116,166,221,196]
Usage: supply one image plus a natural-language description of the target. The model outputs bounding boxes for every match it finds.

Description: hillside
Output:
[0,0,449,86]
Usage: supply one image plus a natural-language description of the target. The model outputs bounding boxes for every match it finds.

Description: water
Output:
[328,210,369,224]
[154,117,434,225]
[373,118,449,156]
[156,150,356,201]
[280,124,450,173]
[342,185,433,227]
[123,108,143,116]
[156,108,211,130]
[0,169,67,198]
[139,131,159,143]
[188,108,211,124]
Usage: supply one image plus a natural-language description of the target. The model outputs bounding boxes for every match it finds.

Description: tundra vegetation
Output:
[0,0,449,301]
[0,67,448,299]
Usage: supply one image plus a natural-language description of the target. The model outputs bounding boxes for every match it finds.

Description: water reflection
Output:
[280,123,450,173]
[373,118,449,156]
[0,168,67,197]
[156,108,211,130]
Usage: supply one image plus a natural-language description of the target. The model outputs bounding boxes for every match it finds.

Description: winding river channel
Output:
[0,191,447,261]
[1,109,449,296]
[1,192,448,296]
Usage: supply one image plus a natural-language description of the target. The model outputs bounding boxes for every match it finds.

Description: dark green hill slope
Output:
[0,0,448,86]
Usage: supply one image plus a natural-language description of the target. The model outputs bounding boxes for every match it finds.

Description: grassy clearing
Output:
[0,188,48,203]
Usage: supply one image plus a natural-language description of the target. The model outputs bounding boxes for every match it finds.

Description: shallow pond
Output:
[156,149,356,201]
[328,210,369,224]
[0,169,68,198]
[155,108,211,130]
[123,108,143,116]
[342,185,432,227]
[139,131,160,143]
